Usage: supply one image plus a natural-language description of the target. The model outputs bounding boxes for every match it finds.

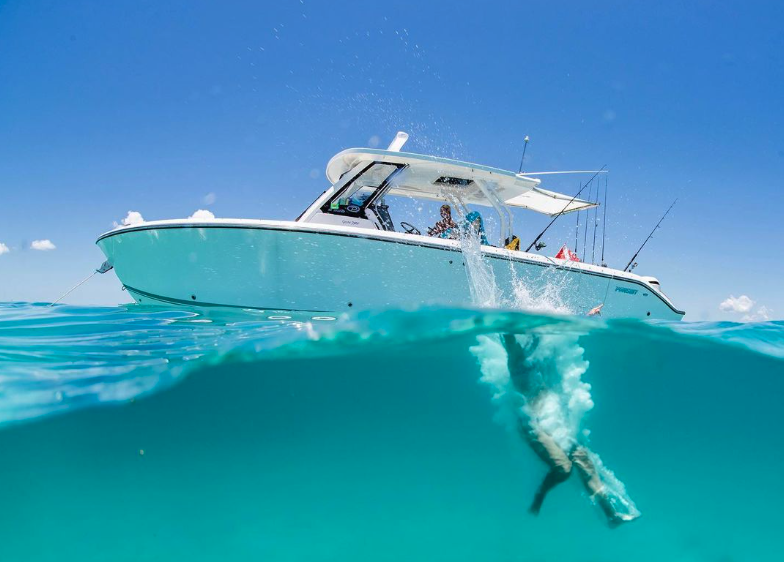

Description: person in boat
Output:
[501,333,637,528]
[427,204,459,238]
[463,211,489,245]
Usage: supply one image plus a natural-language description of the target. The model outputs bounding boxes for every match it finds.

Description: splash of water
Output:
[458,224,501,307]
[507,264,573,315]
[458,222,639,522]
[457,224,591,439]
[469,333,592,456]
[451,205,571,314]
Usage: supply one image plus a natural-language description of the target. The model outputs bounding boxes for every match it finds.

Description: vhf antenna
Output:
[518,135,530,174]
[623,199,677,272]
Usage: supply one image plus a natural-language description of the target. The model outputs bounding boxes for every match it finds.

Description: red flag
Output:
[555,244,580,262]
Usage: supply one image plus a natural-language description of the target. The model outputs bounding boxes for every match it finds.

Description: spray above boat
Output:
[93,132,684,320]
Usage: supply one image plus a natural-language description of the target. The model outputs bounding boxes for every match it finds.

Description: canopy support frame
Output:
[475,179,512,246]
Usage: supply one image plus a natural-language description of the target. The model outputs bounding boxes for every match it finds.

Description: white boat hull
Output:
[96,220,684,321]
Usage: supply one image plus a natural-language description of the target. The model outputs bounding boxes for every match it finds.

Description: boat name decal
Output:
[615,286,638,295]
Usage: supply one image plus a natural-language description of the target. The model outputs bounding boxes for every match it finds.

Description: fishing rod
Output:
[623,199,677,272]
[525,165,606,253]
[582,176,592,259]
[574,181,580,255]
[591,178,599,264]
[600,175,608,266]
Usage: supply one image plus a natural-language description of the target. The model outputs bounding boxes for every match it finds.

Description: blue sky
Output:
[1,0,782,321]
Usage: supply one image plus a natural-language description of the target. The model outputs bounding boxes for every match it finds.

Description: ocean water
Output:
[1,301,783,561]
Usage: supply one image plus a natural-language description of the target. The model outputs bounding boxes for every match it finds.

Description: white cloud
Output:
[202,192,217,205]
[31,239,56,251]
[719,295,754,313]
[122,211,144,225]
[0,242,9,255]
[720,295,772,322]
[114,210,145,227]
[742,306,772,323]
[189,209,215,220]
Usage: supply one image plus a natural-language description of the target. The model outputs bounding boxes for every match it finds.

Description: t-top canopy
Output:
[326,148,597,216]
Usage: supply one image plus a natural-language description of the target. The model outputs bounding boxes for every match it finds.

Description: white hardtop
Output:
[326,148,597,216]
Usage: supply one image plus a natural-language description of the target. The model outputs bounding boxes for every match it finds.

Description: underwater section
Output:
[1,302,783,560]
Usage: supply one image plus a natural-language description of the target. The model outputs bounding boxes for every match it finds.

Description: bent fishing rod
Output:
[525,166,606,252]
[623,199,677,272]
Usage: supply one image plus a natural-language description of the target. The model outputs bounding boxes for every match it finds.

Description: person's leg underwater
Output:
[523,424,573,515]
[571,446,640,528]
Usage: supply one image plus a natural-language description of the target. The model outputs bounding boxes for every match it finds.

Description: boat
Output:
[96,132,684,320]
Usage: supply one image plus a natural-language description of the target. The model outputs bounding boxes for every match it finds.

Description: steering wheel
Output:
[400,221,421,235]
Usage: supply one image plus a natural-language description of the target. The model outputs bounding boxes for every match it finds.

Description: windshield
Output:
[321,162,404,218]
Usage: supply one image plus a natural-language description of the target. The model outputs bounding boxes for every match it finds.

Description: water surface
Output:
[1,302,782,561]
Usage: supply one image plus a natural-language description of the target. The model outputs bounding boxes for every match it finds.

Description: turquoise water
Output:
[1,301,783,561]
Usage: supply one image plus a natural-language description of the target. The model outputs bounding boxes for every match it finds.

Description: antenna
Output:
[623,199,677,272]
[600,175,608,266]
[517,135,530,174]
[525,166,606,253]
